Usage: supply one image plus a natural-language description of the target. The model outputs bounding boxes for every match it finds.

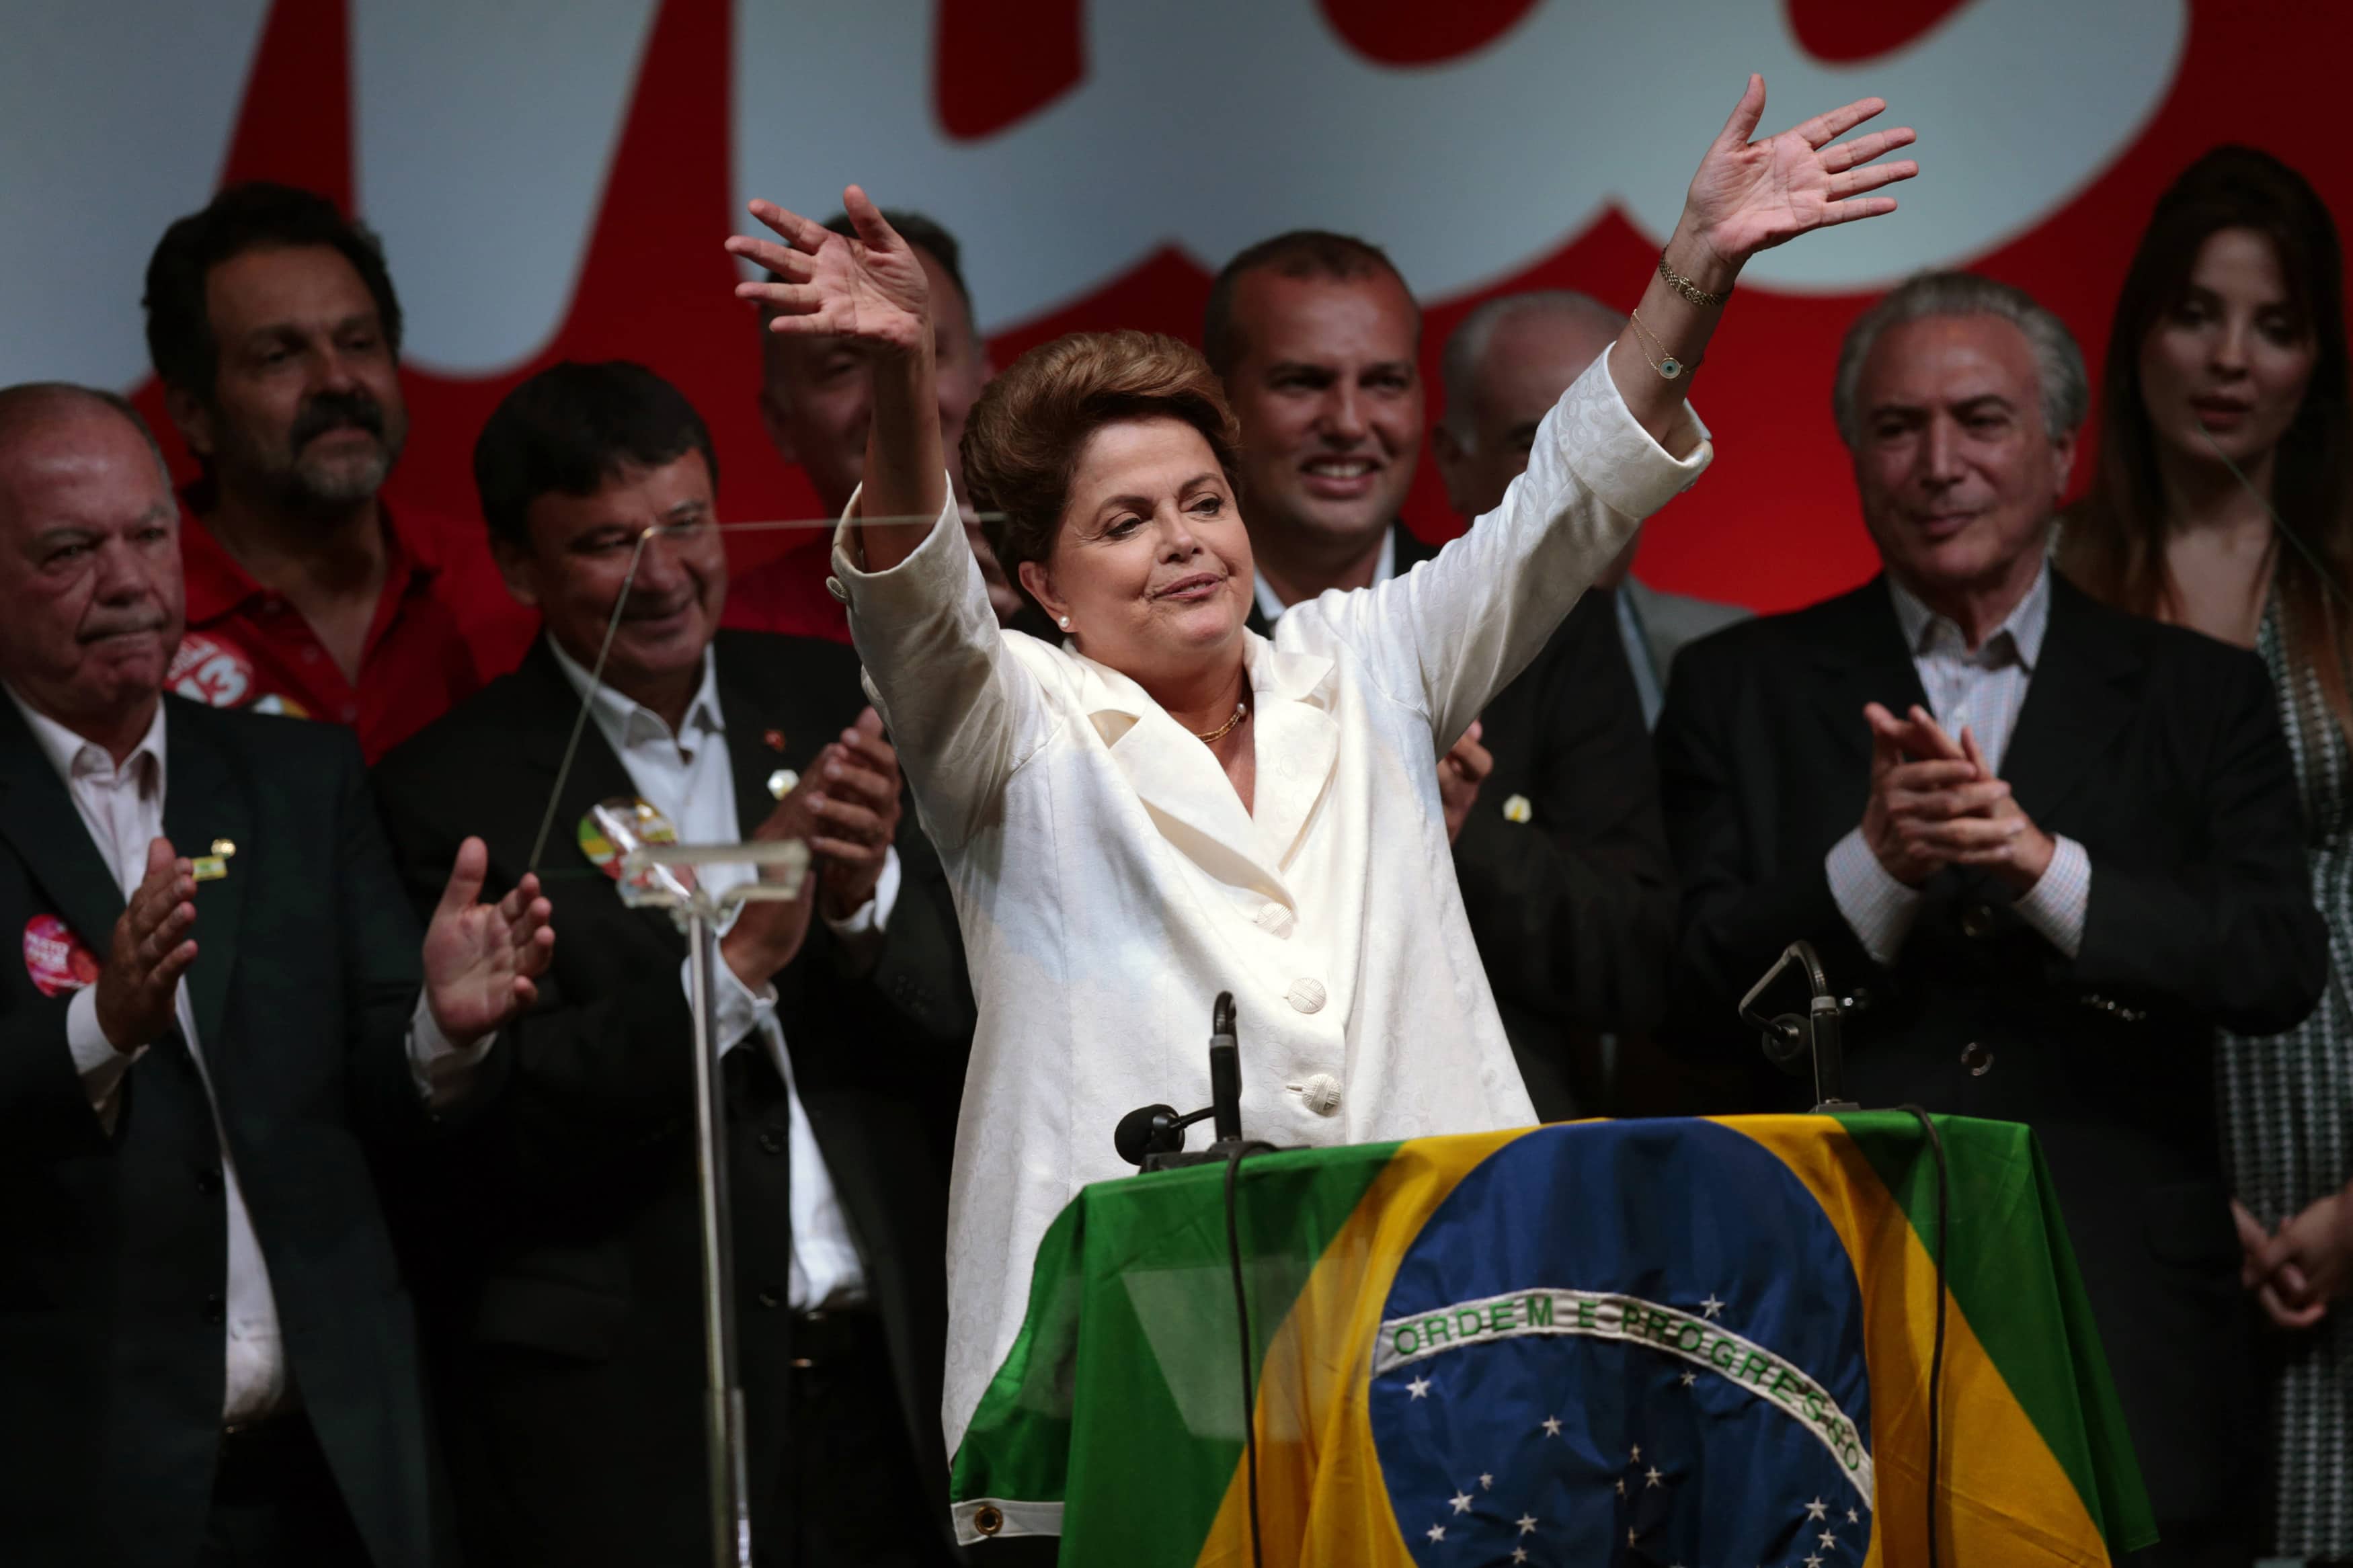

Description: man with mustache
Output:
[143,182,536,762]
[1654,273,2325,1566]
[372,361,970,1567]
[0,382,554,1568]
[1206,233,1674,1118]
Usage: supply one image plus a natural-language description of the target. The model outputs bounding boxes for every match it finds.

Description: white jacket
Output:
[830,351,1711,1455]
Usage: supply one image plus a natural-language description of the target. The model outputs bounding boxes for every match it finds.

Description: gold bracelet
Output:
[1658,250,1730,309]
[1628,309,1693,380]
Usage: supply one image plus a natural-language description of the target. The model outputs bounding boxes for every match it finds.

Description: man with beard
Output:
[143,183,536,761]
[1204,233,1674,1118]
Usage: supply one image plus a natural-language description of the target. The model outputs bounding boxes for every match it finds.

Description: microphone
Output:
[1114,1104,1214,1167]
[1737,940,1858,1113]
[1209,991,1240,1143]
[1115,991,1281,1171]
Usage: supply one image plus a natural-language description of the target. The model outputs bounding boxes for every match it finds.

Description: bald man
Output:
[1433,291,1749,729]
[0,383,550,1568]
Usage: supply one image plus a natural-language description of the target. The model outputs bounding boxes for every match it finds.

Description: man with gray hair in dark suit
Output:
[1655,272,2325,1567]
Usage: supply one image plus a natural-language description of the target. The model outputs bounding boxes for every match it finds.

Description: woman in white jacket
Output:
[726,76,1917,1466]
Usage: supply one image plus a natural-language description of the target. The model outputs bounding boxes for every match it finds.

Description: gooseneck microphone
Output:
[1113,1104,1215,1167]
[1738,940,1859,1114]
[1208,991,1241,1142]
[1114,991,1275,1171]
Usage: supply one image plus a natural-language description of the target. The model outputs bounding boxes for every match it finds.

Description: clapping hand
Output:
[1439,721,1492,846]
[1860,703,2053,891]
[1677,75,1919,273]
[810,708,905,921]
[728,187,931,358]
[93,837,200,1051]
[422,837,555,1048]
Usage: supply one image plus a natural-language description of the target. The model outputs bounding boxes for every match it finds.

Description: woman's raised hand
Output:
[727,185,930,356]
[1677,75,1917,274]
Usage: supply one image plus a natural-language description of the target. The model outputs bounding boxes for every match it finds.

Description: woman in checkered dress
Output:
[2059,146,2353,1561]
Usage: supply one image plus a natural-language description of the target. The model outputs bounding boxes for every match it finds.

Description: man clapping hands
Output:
[0,382,550,1568]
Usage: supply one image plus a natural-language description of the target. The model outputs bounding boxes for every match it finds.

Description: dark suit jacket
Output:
[1654,572,2327,1522]
[371,630,972,1567]
[0,696,448,1568]
[1250,524,1675,1118]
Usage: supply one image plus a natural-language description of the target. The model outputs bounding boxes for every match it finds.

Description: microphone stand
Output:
[1738,940,1859,1114]
[621,837,812,1568]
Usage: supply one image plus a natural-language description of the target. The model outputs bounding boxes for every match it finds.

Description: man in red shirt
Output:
[727,209,1039,638]
[143,183,537,761]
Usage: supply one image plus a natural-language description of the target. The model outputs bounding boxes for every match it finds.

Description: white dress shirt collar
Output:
[547,635,727,760]
[1886,559,2052,672]
[5,688,166,799]
[1253,525,1397,626]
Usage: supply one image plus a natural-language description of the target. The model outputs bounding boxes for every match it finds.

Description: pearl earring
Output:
[1058,616,1072,631]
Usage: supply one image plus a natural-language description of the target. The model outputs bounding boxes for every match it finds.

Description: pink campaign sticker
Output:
[23,914,99,997]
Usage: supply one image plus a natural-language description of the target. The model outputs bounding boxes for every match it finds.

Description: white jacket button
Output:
[1294,1073,1343,1115]
[1286,977,1326,1014]
[1255,903,1294,936]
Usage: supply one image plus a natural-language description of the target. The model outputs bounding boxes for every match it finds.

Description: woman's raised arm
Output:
[726,187,943,568]
[1604,75,1917,443]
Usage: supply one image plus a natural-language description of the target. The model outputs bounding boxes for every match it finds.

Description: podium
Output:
[949,1114,2156,1566]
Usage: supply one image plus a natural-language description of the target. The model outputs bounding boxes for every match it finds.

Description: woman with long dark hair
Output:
[2060,144,2353,1560]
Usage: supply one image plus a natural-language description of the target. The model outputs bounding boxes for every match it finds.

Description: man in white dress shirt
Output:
[1208,239,1678,1118]
[0,381,553,1568]
[372,361,969,1567]
[1654,274,2327,1567]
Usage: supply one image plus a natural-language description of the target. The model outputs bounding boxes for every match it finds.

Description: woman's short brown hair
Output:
[961,331,1240,614]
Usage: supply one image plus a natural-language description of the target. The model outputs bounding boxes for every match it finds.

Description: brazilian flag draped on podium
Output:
[949,1114,2157,1565]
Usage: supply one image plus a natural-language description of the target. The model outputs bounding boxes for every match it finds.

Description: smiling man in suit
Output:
[371,361,969,1567]
[0,382,553,1568]
[1207,233,1675,1118]
[1654,274,2326,1567]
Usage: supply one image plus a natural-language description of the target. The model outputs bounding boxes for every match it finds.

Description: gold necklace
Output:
[1193,701,1248,744]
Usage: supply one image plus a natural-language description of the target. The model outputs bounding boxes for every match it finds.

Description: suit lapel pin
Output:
[763,728,786,753]
[190,837,236,882]
[1501,794,1533,825]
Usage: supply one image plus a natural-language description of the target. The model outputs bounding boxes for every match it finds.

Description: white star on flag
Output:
[1517,1515,1538,1536]
[1820,1528,1839,1549]
[1511,1551,1528,1565]
[1427,1524,1446,1543]
[1630,1444,1642,1462]
[1407,1376,1431,1400]
[1805,1498,1829,1520]
[1450,1491,1474,1515]
[1644,1466,1665,1489]
[1480,1474,1493,1491]
[1679,1370,1698,1388]
[1700,1294,1726,1319]
[1847,1508,1861,1524]
[1540,1415,1562,1438]
[1614,1479,1626,1497]
[1805,1556,1823,1568]
[1629,1526,1642,1546]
